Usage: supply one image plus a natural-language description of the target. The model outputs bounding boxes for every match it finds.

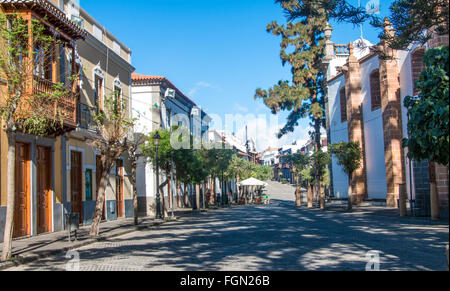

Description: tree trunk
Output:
[131,159,138,226]
[430,181,440,220]
[399,183,407,217]
[316,182,321,206]
[429,162,440,220]
[159,180,169,218]
[295,175,301,207]
[195,184,200,212]
[210,177,215,205]
[236,175,240,203]
[320,183,326,210]
[228,181,232,205]
[307,184,313,208]
[90,157,114,237]
[295,186,302,207]
[203,181,207,209]
[168,179,171,211]
[2,131,16,261]
[176,179,181,208]
[347,174,353,211]
[183,183,189,208]
[311,184,316,203]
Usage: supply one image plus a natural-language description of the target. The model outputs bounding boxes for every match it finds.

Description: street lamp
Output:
[153,131,163,219]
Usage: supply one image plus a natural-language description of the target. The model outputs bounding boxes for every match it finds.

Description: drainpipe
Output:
[62,133,68,229]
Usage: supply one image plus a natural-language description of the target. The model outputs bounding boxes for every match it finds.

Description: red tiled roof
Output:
[132,73,197,106]
[131,73,165,82]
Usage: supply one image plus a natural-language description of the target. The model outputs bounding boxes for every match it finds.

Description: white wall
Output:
[360,56,388,199]
[328,76,350,198]
[131,85,158,134]
[399,46,419,200]
[132,85,158,199]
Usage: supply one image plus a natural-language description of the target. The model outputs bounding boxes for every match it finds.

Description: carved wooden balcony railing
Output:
[33,75,78,129]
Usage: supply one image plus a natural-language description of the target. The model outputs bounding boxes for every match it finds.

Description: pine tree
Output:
[375,0,449,50]
[255,1,335,209]
[255,1,328,146]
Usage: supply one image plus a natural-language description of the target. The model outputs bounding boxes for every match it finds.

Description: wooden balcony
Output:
[33,75,78,130]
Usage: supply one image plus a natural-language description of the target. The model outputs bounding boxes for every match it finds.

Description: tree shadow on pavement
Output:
[11,197,449,271]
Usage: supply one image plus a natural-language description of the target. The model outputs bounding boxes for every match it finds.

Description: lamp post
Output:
[153,131,163,219]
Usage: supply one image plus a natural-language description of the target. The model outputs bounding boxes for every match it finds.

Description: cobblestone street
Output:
[6,182,449,271]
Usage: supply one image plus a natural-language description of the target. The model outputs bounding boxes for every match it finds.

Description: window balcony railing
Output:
[33,75,78,128]
[77,103,99,132]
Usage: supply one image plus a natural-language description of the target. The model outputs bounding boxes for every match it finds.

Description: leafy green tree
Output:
[255,1,328,144]
[282,152,310,206]
[226,155,252,201]
[173,147,195,207]
[126,131,145,225]
[255,0,378,140]
[255,1,341,209]
[206,145,234,202]
[142,130,174,174]
[201,144,234,205]
[278,0,449,50]
[0,14,79,260]
[250,165,273,181]
[300,168,313,185]
[300,167,315,207]
[403,46,449,167]
[140,129,175,217]
[310,150,331,209]
[329,142,362,210]
[190,150,209,210]
[90,94,134,236]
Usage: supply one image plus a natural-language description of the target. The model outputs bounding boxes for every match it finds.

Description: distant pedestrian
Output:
[264,194,270,205]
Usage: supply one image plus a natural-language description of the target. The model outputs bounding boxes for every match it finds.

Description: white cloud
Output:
[188,81,213,97]
[234,115,311,152]
[234,103,249,113]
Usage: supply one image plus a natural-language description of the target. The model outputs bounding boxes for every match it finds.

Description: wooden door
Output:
[96,156,106,220]
[116,159,124,218]
[70,151,83,223]
[14,143,30,238]
[37,146,52,234]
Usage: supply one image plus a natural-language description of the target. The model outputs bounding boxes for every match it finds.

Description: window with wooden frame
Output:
[411,47,426,96]
[33,44,53,81]
[340,87,347,123]
[114,85,122,115]
[370,69,381,111]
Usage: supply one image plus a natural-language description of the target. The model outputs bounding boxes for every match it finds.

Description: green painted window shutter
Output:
[86,169,93,200]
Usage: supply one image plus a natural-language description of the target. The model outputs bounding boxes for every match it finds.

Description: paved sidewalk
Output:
[0,209,196,270]
[267,180,449,222]
[6,201,449,271]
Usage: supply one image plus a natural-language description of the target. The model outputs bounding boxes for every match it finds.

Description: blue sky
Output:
[81,0,393,150]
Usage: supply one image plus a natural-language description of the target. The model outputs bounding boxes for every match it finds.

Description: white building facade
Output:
[131,74,210,216]
[325,21,448,216]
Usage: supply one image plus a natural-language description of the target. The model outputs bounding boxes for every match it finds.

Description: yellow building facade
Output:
[0,0,135,242]
[0,0,86,241]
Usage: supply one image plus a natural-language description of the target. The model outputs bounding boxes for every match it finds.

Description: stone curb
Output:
[0,220,169,271]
